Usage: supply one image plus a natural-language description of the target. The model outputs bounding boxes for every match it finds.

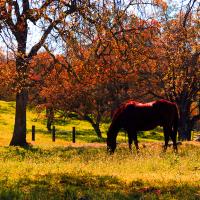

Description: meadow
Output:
[0,100,200,200]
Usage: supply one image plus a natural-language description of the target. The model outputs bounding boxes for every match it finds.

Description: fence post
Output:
[72,127,76,143]
[52,126,56,142]
[32,125,35,141]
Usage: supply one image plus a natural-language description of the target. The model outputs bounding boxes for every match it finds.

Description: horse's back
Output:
[113,101,157,130]
[123,100,156,115]
[153,99,179,124]
[112,99,178,131]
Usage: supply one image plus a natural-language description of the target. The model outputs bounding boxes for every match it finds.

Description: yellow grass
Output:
[0,101,200,199]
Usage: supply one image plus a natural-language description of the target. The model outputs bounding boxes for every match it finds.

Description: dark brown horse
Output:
[107,99,179,153]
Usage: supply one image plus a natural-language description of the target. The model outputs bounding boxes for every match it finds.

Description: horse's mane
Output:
[111,100,137,121]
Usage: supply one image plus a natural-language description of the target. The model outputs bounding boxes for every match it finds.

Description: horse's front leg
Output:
[133,133,139,153]
[163,126,170,152]
[128,134,133,153]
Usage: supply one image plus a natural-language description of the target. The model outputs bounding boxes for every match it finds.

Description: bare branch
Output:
[28,20,60,59]
[43,44,80,82]
[13,1,21,20]
[183,0,197,27]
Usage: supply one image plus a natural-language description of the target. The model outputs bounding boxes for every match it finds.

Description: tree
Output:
[37,0,164,137]
[0,0,91,146]
[0,49,15,100]
[133,0,200,140]
[0,0,168,143]
[162,18,199,140]
[28,52,55,132]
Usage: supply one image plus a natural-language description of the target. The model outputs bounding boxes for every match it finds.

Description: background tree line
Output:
[0,0,199,145]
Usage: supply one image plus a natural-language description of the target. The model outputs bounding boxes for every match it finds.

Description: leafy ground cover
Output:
[0,101,200,199]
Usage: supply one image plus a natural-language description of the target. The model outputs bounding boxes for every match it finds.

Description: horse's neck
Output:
[109,121,120,138]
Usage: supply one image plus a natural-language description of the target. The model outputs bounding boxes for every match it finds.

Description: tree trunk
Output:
[178,100,192,141]
[10,44,28,146]
[178,117,192,141]
[91,123,102,138]
[46,107,54,132]
[83,115,102,138]
[10,89,28,146]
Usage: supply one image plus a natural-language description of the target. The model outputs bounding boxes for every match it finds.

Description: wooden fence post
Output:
[52,126,56,142]
[72,127,76,143]
[32,125,35,141]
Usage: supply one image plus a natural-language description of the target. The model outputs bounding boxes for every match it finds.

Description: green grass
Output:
[0,101,200,199]
[0,144,200,199]
[0,100,164,146]
[0,100,110,146]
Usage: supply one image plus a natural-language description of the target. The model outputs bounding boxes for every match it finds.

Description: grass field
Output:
[0,100,200,200]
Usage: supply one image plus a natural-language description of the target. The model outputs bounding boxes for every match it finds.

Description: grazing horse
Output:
[107,99,179,153]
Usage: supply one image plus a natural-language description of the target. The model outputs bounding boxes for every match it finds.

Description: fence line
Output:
[31,125,76,143]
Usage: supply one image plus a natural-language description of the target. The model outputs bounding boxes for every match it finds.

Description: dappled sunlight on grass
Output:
[0,101,200,199]
[0,101,168,146]
[1,101,109,145]
[0,143,200,199]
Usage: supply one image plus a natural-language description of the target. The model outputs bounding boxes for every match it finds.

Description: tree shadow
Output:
[26,126,104,143]
[138,131,164,141]
[0,172,199,200]
[0,106,14,114]
[1,145,106,162]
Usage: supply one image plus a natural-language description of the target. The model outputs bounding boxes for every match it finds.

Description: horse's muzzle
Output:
[107,146,115,155]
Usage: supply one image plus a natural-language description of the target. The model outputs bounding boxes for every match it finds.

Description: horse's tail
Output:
[173,104,179,140]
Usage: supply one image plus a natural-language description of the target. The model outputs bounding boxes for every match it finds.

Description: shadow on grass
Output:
[0,172,199,200]
[0,106,15,115]
[0,145,107,162]
[26,127,105,143]
[27,128,50,135]
[0,102,15,114]
[139,132,163,141]
[53,118,77,126]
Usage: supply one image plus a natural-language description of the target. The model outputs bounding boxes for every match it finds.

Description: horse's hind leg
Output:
[170,129,178,153]
[163,126,170,152]
[127,131,139,153]
[127,132,133,152]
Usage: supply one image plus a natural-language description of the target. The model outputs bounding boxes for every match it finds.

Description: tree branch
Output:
[191,113,200,126]
[28,20,60,59]
[0,2,17,37]
[13,1,21,20]
[43,44,80,82]
[183,0,197,27]
[26,0,54,24]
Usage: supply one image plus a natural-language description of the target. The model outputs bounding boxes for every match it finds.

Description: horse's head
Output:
[107,131,117,154]
[107,107,121,154]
